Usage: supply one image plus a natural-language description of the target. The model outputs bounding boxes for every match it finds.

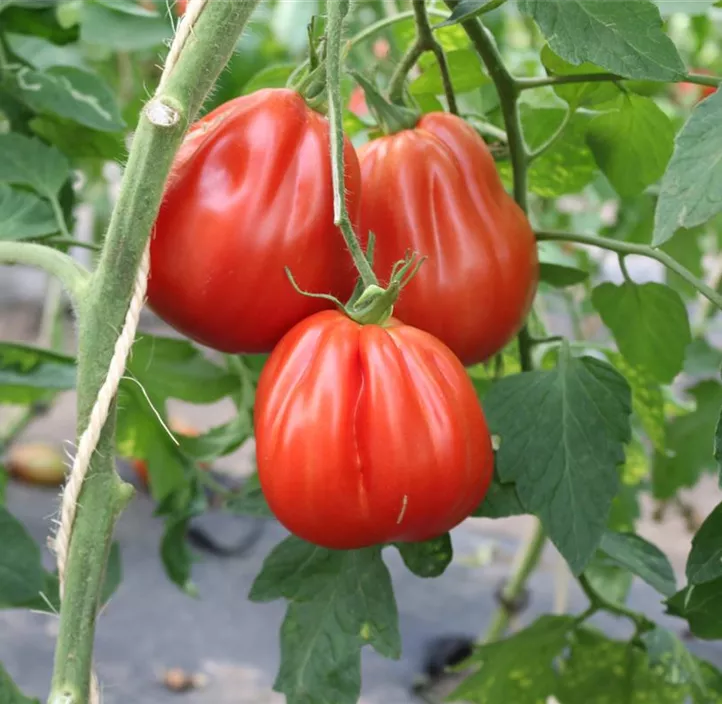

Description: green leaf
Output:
[0,506,45,606]
[654,89,722,246]
[435,0,507,27]
[474,474,526,518]
[599,531,676,597]
[667,578,722,640]
[242,63,296,94]
[80,1,171,51]
[687,501,722,585]
[586,95,675,198]
[0,342,75,403]
[0,184,57,240]
[160,514,196,596]
[584,555,633,605]
[395,534,452,578]
[652,381,722,499]
[605,352,665,452]
[250,538,400,704]
[540,45,620,108]
[0,133,70,198]
[30,116,125,161]
[539,261,589,288]
[484,352,632,574]
[0,663,39,704]
[178,411,252,464]
[501,106,596,197]
[127,336,237,405]
[410,49,489,96]
[518,0,685,82]
[8,65,125,132]
[226,472,273,518]
[0,466,7,504]
[592,282,691,384]
[449,616,574,704]
[642,627,708,697]
[5,32,86,70]
[557,629,687,703]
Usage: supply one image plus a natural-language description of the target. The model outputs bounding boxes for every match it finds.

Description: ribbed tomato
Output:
[254,310,494,549]
[358,112,538,366]
[148,89,363,354]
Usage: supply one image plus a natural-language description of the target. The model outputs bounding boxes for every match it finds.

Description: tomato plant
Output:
[148,88,364,353]
[255,310,494,549]
[2,1,722,704]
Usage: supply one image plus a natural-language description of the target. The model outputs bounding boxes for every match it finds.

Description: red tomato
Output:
[349,86,369,117]
[675,69,717,103]
[148,89,363,353]
[254,310,494,549]
[7,442,66,486]
[358,113,539,366]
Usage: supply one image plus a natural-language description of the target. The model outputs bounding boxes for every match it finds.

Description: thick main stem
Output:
[326,0,378,289]
[48,3,261,702]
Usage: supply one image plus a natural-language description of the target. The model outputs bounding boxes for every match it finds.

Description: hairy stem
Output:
[326,0,378,289]
[0,242,88,305]
[536,230,722,311]
[48,3,261,702]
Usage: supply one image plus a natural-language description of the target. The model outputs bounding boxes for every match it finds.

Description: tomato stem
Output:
[326,0,378,289]
[387,0,459,114]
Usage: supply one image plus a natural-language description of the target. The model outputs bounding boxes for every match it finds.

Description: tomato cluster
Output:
[149,87,538,550]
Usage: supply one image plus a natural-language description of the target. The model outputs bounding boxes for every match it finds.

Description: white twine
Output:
[52,1,208,701]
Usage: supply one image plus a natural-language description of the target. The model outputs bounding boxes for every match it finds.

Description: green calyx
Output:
[288,15,329,113]
[350,71,420,135]
[285,250,426,328]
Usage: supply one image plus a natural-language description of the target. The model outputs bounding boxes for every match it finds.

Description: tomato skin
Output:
[358,113,539,366]
[254,310,494,550]
[148,89,364,354]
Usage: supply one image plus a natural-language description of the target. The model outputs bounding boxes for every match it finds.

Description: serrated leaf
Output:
[500,106,595,197]
[557,629,687,703]
[687,501,722,585]
[592,281,691,384]
[587,95,675,198]
[395,534,452,578]
[642,627,709,697]
[410,49,489,96]
[518,0,685,82]
[0,342,75,404]
[160,514,196,595]
[474,474,526,518]
[5,32,86,70]
[30,116,125,161]
[599,531,676,597]
[605,352,665,452]
[667,579,722,640]
[540,45,621,108]
[0,133,70,198]
[250,537,400,704]
[0,506,45,606]
[654,89,722,245]
[9,64,124,132]
[0,663,39,704]
[539,261,589,288]
[435,0,507,27]
[242,64,296,95]
[449,616,574,704]
[80,1,171,51]
[0,184,57,240]
[652,381,722,499]
[484,352,632,574]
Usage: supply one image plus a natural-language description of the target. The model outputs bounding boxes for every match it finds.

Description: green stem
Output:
[518,71,721,91]
[50,195,72,239]
[578,574,653,629]
[326,0,378,289]
[463,113,508,142]
[388,0,458,113]
[0,241,88,305]
[536,230,722,311]
[49,3,261,703]
[483,521,546,642]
